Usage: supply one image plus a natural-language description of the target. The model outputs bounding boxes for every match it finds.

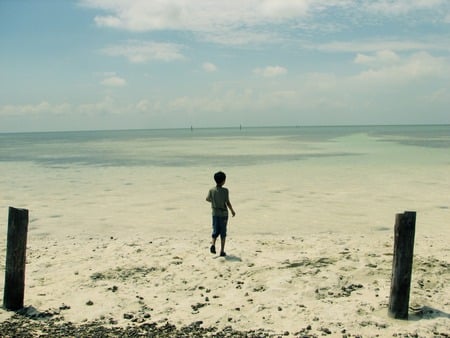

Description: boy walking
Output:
[206,171,236,257]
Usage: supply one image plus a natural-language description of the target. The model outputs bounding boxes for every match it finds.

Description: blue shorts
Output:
[212,216,228,239]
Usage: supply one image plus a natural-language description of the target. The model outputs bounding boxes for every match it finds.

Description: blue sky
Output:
[1,0,449,132]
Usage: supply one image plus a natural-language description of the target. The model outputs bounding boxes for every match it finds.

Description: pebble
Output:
[0,316,280,338]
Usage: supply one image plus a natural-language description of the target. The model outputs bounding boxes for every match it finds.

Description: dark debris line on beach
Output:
[0,315,318,338]
[3,317,450,338]
[0,316,256,338]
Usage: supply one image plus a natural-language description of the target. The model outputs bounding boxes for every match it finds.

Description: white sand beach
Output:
[0,129,449,336]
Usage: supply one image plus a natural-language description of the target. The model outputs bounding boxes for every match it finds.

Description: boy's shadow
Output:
[213,254,242,262]
[225,255,242,262]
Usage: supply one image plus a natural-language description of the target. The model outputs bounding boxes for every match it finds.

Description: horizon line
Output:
[1,123,449,135]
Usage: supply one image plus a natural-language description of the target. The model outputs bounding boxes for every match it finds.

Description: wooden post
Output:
[388,211,416,319]
[3,207,29,311]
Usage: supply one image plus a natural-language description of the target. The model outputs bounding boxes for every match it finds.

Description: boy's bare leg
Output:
[220,237,226,255]
[210,237,217,254]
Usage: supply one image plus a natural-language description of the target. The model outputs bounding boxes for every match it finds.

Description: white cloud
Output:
[79,0,450,49]
[81,0,313,31]
[253,66,287,78]
[94,14,122,28]
[364,0,444,15]
[77,96,128,115]
[198,30,279,46]
[136,99,150,112]
[354,50,401,66]
[101,75,127,87]
[259,0,311,19]
[79,0,316,45]
[353,51,448,82]
[314,38,450,53]
[101,40,185,63]
[168,96,226,114]
[202,62,217,72]
[80,0,448,31]
[354,53,375,65]
[0,101,71,117]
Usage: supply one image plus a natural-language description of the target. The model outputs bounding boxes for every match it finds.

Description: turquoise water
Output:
[1,125,449,168]
[0,125,449,237]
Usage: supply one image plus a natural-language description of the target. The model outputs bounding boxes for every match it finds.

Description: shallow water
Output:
[0,125,449,238]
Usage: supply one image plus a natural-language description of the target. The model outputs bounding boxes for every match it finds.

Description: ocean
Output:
[1,125,449,167]
[0,125,449,238]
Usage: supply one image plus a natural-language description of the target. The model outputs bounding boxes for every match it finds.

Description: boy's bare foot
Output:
[210,245,216,254]
[220,251,226,257]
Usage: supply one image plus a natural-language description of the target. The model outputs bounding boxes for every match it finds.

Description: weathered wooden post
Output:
[388,211,416,319]
[3,207,29,311]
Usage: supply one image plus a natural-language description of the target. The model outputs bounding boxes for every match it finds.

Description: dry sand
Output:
[0,230,449,337]
[0,144,449,336]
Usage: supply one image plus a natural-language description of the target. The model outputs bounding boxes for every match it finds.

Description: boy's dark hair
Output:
[214,171,226,184]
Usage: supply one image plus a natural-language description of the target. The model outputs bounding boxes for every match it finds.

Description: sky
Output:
[1,0,450,132]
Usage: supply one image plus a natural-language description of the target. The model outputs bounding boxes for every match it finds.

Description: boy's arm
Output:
[206,191,211,202]
[226,200,236,217]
